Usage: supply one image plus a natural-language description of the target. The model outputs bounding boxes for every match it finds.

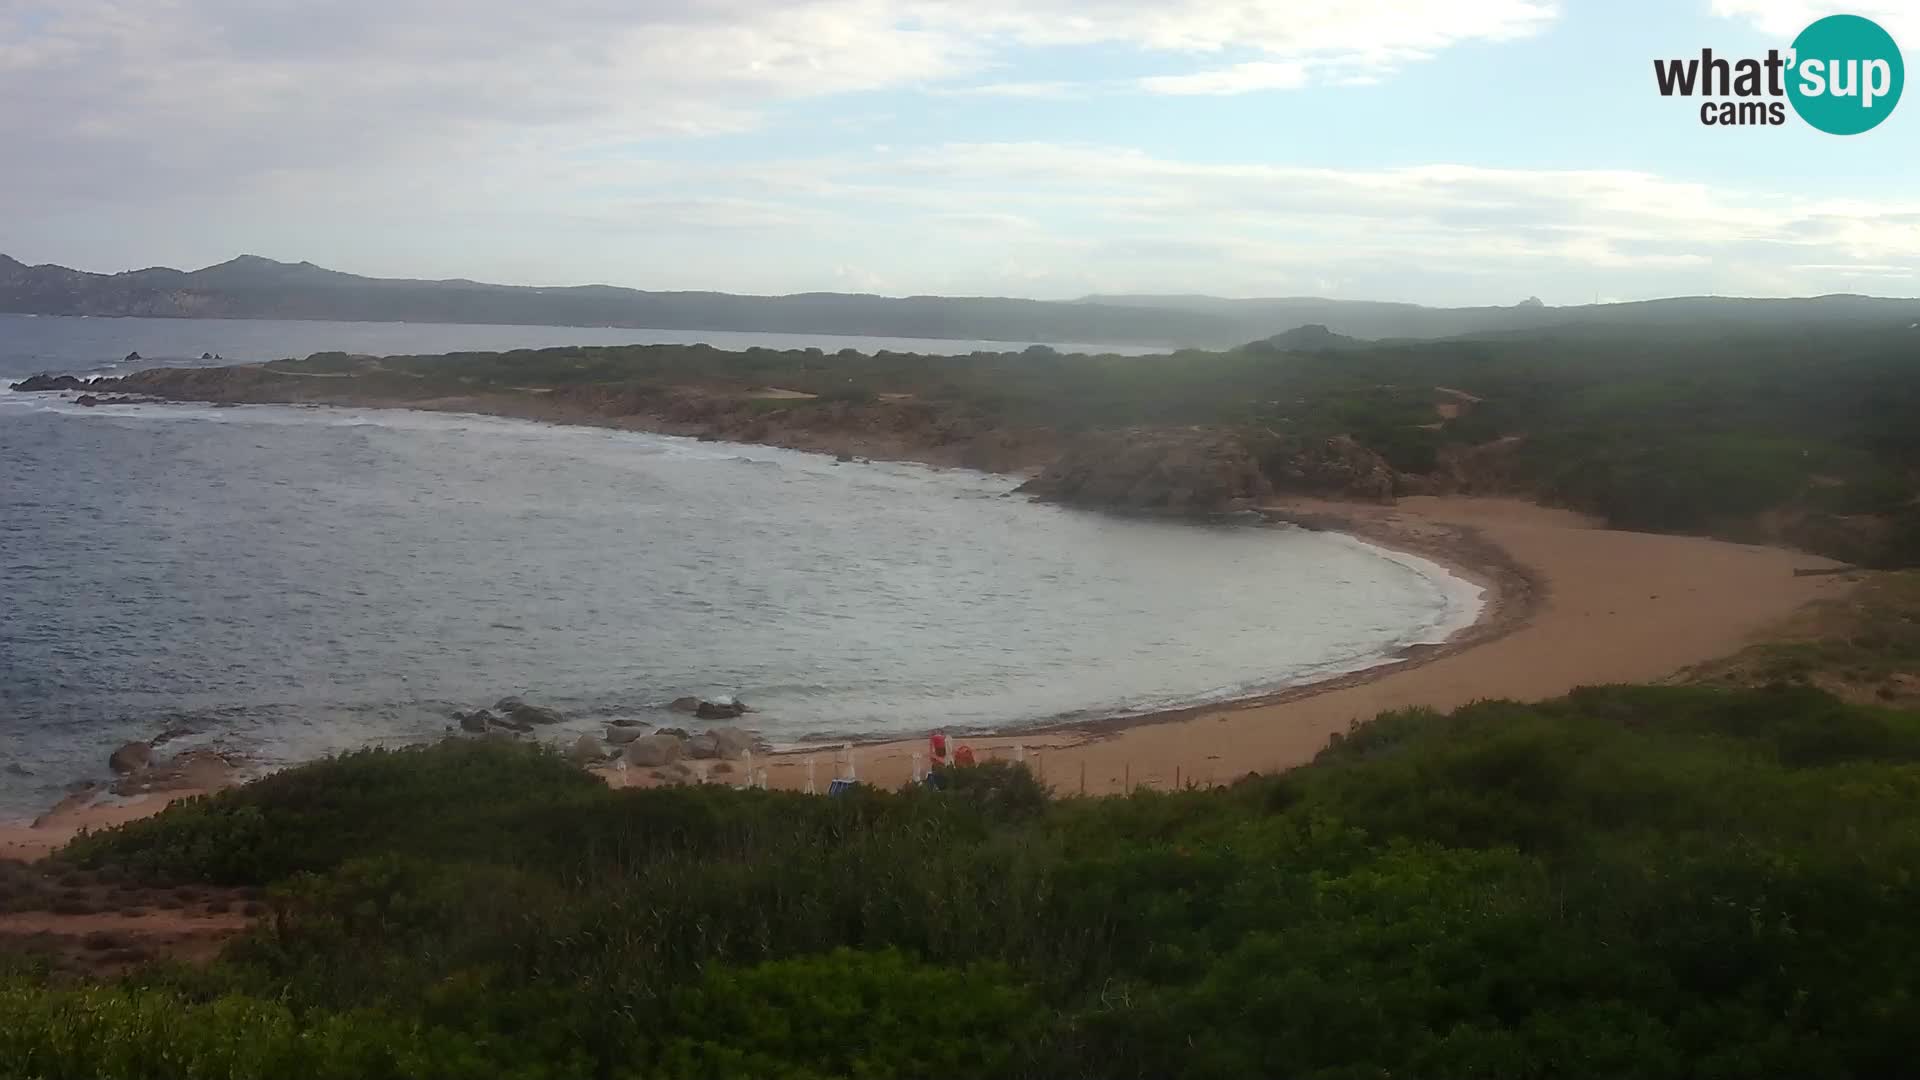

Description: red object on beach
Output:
[954,745,975,767]
[930,732,948,762]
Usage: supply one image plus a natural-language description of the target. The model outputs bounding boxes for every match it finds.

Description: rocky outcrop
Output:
[453,709,492,733]
[108,741,151,774]
[685,733,720,759]
[568,735,606,765]
[1258,435,1397,504]
[494,696,563,726]
[623,733,685,767]
[9,374,86,392]
[1016,429,1273,512]
[606,725,648,745]
[695,699,746,720]
[707,726,758,760]
[667,696,701,714]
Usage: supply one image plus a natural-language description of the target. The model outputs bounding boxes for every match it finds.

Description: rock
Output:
[568,735,605,765]
[455,709,491,733]
[623,733,685,767]
[655,727,691,740]
[108,741,151,774]
[667,696,701,714]
[1016,428,1274,513]
[201,352,214,360]
[111,749,233,795]
[503,701,563,725]
[124,352,141,363]
[711,761,734,775]
[488,713,534,734]
[686,734,721,759]
[609,717,648,728]
[707,726,757,760]
[695,700,746,720]
[606,725,648,745]
[4,763,31,777]
[494,696,526,712]
[75,394,99,407]
[9,374,85,392]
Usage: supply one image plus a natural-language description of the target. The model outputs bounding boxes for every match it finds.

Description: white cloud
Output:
[1711,0,1919,38]
[1140,62,1310,95]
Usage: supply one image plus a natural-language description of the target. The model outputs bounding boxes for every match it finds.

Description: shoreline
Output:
[1,392,1852,850]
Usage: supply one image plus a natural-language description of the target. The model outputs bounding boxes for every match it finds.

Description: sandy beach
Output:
[615,494,1850,797]
[2,493,1851,859]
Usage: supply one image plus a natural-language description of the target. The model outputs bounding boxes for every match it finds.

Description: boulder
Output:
[124,351,141,363]
[707,726,757,760]
[695,700,746,720]
[503,701,563,726]
[568,735,605,765]
[606,725,648,745]
[201,352,214,360]
[685,734,721,759]
[667,696,701,714]
[455,709,491,733]
[108,741,151,774]
[488,713,534,734]
[9,374,85,392]
[655,727,691,740]
[494,696,526,713]
[623,733,685,768]
[75,394,99,407]
[610,716,648,728]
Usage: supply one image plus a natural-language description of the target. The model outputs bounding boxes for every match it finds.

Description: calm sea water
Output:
[0,317,1478,817]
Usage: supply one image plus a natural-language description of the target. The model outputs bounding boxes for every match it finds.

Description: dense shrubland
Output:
[9,679,1918,1078]
[247,318,1920,564]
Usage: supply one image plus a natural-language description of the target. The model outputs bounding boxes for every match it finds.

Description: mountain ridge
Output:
[4,253,1917,348]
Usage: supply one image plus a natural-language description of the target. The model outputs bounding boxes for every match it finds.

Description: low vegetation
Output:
[6,680,1917,1078]
[245,316,1920,566]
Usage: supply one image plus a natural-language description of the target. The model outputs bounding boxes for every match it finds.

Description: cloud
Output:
[0,0,1561,210]
[1711,1,1919,37]
[1140,62,1310,95]
[350,141,1917,300]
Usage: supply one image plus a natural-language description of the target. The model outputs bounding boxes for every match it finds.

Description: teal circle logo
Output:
[1787,14,1903,134]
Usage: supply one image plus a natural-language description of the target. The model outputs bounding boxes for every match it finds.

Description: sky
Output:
[2,0,1917,305]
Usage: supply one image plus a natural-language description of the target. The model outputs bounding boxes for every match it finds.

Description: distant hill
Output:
[1244,324,1368,352]
[4,253,1917,348]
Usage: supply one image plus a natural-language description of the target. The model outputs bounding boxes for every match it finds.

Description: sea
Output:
[0,315,1481,817]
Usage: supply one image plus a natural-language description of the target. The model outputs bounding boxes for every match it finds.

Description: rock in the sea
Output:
[488,712,534,734]
[455,709,491,733]
[112,749,234,796]
[108,741,151,774]
[623,733,685,767]
[610,716,648,728]
[707,726,757,760]
[568,735,605,765]
[75,394,99,407]
[9,374,85,392]
[504,701,563,726]
[695,699,746,720]
[655,727,691,740]
[124,352,141,363]
[494,696,526,712]
[606,725,648,745]
[685,734,720,759]
[667,696,701,714]
[201,352,214,360]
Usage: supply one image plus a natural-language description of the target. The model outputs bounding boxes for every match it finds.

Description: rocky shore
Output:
[12,364,1418,512]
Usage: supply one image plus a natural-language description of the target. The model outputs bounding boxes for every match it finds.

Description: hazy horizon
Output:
[4,1,1916,306]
